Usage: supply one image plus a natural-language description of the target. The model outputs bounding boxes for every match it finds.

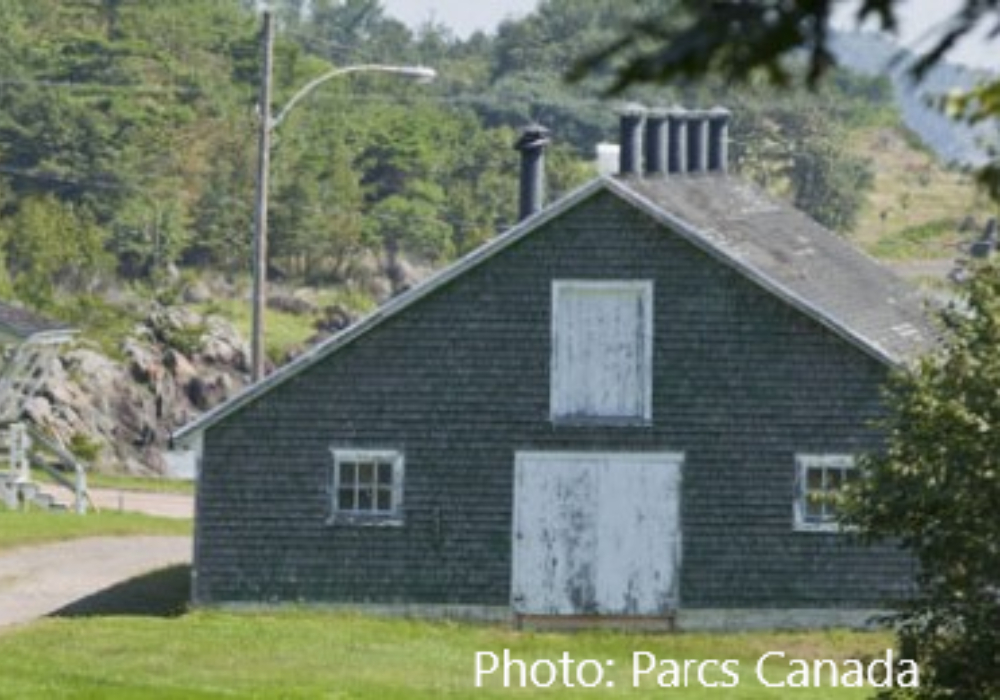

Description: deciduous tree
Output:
[846,266,1000,698]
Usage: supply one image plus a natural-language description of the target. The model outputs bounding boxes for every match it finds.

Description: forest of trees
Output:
[0,0,898,337]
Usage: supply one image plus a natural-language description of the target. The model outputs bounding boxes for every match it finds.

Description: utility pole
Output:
[246,10,433,382]
[251,10,274,383]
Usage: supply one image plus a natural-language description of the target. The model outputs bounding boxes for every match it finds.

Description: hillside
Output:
[851,128,992,255]
[832,31,997,167]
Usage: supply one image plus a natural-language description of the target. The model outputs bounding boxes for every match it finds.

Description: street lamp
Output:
[251,11,436,382]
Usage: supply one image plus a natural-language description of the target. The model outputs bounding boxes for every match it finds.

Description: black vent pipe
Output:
[513,124,551,221]
[618,104,646,176]
[707,107,731,173]
[644,108,669,176]
[667,107,688,174]
[687,110,709,174]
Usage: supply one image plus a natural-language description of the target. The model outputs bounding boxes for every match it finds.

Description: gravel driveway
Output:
[0,536,191,630]
[86,488,194,519]
[38,486,195,519]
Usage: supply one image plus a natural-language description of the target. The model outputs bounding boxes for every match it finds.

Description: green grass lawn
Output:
[850,126,988,263]
[0,609,900,699]
[84,472,195,496]
[0,509,191,552]
[31,469,195,496]
[194,298,319,363]
[194,287,376,363]
[867,218,965,260]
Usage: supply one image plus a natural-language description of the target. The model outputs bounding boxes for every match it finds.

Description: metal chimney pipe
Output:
[513,124,551,221]
[644,108,669,176]
[667,107,688,174]
[687,109,709,174]
[707,107,732,173]
[618,104,647,176]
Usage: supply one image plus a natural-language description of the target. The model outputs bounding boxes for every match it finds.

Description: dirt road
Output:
[0,536,191,629]
[86,488,194,519]
[38,485,195,519]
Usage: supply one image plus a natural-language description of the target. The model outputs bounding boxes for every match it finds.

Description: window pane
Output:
[377,487,392,512]
[332,451,402,519]
[338,488,355,511]
[804,492,824,521]
[357,486,373,511]
[378,462,392,486]
[340,462,357,487]
[806,467,823,491]
[826,499,841,520]
[827,469,843,491]
[358,462,375,486]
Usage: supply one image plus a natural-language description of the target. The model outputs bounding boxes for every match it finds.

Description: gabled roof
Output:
[0,301,75,345]
[615,174,935,364]
[174,174,936,443]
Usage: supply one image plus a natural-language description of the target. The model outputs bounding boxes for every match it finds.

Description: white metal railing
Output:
[0,422,89,513]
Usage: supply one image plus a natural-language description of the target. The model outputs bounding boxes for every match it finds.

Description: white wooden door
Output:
[550,281,653,422]
[512,452,683,616]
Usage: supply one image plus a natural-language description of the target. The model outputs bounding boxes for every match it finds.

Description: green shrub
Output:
[68,433,102,464]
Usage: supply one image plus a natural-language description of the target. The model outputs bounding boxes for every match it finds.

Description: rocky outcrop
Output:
[20,307,250,475]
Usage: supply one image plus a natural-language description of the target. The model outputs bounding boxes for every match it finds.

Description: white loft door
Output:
[550,281,653,422]
[512,452,682,616]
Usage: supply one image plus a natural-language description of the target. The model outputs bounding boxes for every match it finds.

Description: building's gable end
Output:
[194,182,904,609]
[179,172,925,445]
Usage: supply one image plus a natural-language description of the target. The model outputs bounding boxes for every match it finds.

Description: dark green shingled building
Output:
[175,108,935,630]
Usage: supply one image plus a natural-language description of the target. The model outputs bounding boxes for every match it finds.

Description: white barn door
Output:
[512,452,683,616]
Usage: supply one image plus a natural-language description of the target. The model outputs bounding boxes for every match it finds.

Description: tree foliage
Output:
[1,195,111,307]
[0,0,594,305]
[846,267,1000,698]
[729,96,875,231]
[472,0,886,231]
[0,0,924,336]
[574,0,1000,198]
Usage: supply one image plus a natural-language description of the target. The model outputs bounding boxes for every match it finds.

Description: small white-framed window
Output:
[793,454,858,532]
[550,280,653,424]
[329,449,404,525]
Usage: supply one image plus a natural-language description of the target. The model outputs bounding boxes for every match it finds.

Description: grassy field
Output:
[195,287,375,363]
[850,126,990,262]
[84,472,195,496]
[31,469,195,496]
[0,509,191,552]
[0,609,898,699]
[195,297,317,363]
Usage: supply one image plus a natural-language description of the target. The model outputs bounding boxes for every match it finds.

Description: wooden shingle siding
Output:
[195,191,912,610]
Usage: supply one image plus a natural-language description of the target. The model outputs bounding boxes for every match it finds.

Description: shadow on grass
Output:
[49,564,191,619]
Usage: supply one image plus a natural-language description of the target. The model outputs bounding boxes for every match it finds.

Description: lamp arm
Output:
[271,64,435,129]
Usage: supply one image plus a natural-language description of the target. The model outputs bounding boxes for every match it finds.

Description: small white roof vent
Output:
[596,142,619,176]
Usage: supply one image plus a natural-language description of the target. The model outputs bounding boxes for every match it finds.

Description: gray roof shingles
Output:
[615,174,937,363]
